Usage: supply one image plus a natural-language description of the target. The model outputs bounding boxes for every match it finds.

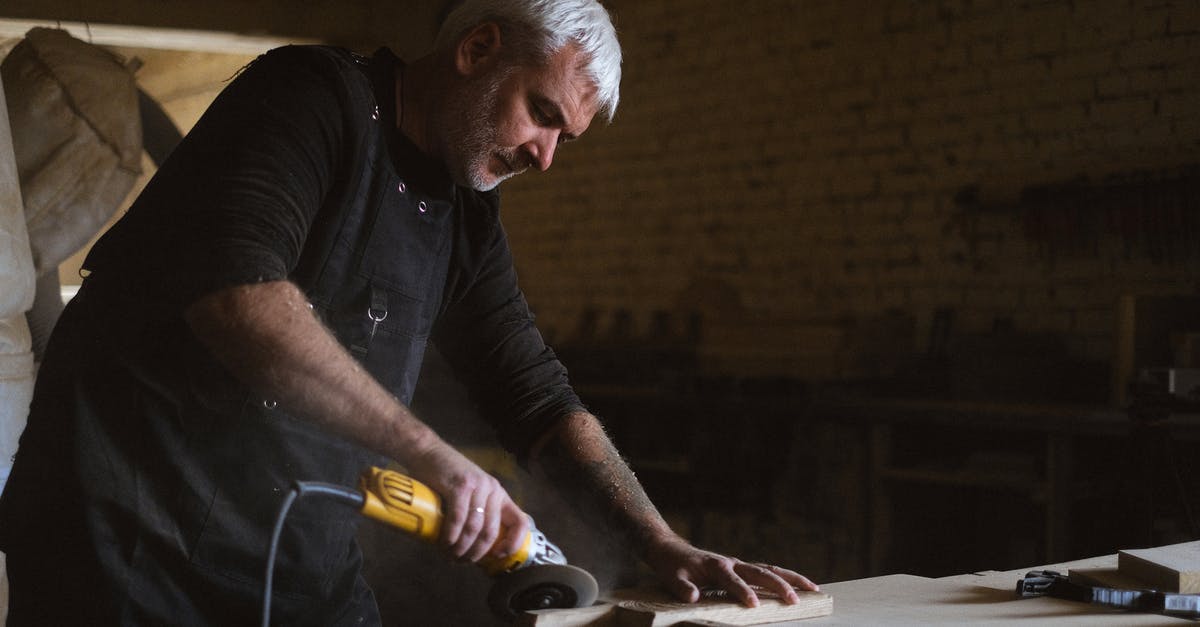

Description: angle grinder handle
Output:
[357,466,533,575]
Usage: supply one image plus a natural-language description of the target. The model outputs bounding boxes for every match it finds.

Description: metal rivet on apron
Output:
[398,181,406,193]
[371,105,379,121]
[262,399,278,410]
[418,201,428,213]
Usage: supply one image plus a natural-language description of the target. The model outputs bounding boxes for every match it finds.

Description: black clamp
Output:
[1017,569,1200,620]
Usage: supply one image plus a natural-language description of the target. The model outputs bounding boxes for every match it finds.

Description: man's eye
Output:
[532,107,550,124]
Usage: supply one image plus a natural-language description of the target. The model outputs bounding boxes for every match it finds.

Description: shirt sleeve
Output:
[432,217,585,461]
[84,46,351,305]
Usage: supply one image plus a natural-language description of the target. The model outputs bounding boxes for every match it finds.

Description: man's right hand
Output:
[403,439,531,564]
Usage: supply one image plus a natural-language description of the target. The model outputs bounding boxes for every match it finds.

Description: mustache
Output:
[498,150,531,174]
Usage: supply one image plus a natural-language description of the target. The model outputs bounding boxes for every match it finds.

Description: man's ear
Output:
[455,22,502,76]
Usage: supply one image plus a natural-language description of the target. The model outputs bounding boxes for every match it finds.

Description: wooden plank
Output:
[613,591,832,627]
[1118,541,1200,593]
[516,602,616,627]
[1068,567,1156,591]
[518,589,832,627]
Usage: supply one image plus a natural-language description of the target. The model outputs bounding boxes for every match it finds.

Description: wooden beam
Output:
[614,592,833,627]
[0,18,318,53]
[518,588,833,627]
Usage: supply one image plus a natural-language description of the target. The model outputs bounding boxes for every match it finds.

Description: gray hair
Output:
[435,0,622,122]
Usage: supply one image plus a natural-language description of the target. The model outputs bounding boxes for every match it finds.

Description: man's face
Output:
[439,43,600,191]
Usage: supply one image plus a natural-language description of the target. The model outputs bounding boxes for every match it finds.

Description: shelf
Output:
[878,466,1048,499]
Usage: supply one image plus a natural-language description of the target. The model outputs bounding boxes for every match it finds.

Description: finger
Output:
[665,569,701,604]
[449,496,487,559]
[493,501,530,559]
[736,563,800,603]
[440,492,472,549]
[464,490,505,562]
[710,560,759,608]
[760,563,819,592]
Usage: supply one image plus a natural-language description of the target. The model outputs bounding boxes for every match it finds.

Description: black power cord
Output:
[261,481,366,627]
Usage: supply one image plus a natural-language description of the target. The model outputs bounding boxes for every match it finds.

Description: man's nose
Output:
[526,130,558,172]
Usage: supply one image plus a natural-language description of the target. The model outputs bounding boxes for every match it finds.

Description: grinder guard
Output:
[488,562,599,619]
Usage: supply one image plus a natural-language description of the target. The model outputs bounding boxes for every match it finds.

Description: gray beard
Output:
[439,70,515,192]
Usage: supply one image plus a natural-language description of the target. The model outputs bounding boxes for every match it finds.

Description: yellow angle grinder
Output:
[357,466,599,618]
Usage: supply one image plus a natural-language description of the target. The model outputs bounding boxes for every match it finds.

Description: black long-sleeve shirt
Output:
[0,46,583,624]
[83,45,583,454]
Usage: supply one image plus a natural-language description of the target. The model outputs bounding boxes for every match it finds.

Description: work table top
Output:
[795,542,1198,625]
[522,541,1199,626]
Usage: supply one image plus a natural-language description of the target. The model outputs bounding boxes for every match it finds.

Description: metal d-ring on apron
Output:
[351,286,389,357]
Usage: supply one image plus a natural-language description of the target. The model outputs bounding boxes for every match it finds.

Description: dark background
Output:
[3,1,1198,624]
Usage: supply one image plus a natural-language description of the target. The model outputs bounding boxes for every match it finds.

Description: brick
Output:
[1118,37,1187,69]
[1051,49,1119,80]
[825,84,878,110]
[1065,4,1135,49]
[999,6,1072,59]
[907,117,971,148]
[987,58,1053,88]
[1033,77,1097,107]
[931,68,993,97]
[1134,6,1172,39]
[949,13,1005,43]
[1094,73,1133,99]
[1023,103,1090,133]
[1090,97,1156,125]
[1157,91,1200,119]
[827,170,881,199]
[856,126,908,153]
[1129,67,1169,94]
[1170,5,1200,34]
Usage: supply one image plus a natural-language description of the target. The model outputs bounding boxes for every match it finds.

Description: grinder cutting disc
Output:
[487,563,599,619]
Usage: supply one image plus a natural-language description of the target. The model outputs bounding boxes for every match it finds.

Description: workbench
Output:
[523,542,1198,625]
[803,546,1196,625]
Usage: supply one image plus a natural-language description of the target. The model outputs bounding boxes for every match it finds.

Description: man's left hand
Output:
[643,534,819,607]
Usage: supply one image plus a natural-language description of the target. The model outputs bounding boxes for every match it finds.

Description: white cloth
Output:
[0,66,36,497]
[3,28,143,364]
[1,61,36,627]
[0,317,33,490]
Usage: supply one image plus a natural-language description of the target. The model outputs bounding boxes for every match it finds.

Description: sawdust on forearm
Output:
[529,410,677,556]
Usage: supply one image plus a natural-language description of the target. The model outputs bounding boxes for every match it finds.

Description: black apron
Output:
[0,46,468,626]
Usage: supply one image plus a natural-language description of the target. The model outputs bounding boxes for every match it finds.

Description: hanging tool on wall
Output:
[1016,569,1200,620]
[261,466,598,626]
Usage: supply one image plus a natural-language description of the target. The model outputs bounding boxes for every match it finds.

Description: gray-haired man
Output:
[0,2,816,624]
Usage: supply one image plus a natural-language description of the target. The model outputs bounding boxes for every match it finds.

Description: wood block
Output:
[1117,541,1200,593]
[517,588,833,627]
[613,590,832,627]
[516,602,617,627]
[1068,567,1155,591]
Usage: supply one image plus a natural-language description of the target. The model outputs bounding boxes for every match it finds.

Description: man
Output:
[0,1,817,624]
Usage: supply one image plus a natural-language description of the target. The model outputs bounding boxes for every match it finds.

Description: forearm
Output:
[183,280,439,464]
[528,410,679,556]
[530,410,819,605]
[185,279,531,559]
